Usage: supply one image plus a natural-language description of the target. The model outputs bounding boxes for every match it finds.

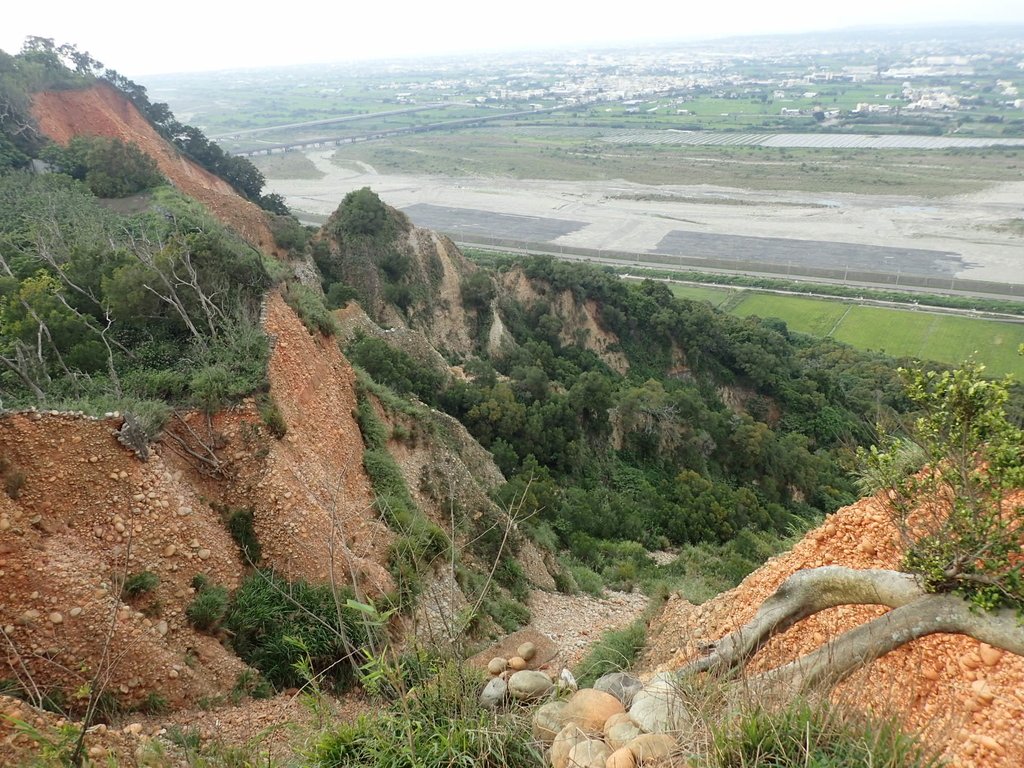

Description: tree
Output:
[676,362,1024,696]
[333,187,391,238]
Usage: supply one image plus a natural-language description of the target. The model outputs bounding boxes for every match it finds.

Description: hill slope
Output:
[643,490,1024,767]
[31,82,278,255]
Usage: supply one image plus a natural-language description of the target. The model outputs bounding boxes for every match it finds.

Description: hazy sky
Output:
[3,0,1023,76]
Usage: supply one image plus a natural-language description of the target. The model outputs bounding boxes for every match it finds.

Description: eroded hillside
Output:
[642,490,1024,768]
[31,83,278,255]
[0,295,395,715]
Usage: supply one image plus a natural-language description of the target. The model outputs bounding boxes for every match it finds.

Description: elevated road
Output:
[208,103,457,139]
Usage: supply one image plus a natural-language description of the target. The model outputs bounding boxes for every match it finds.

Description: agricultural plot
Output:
[669,285,1024,377]
[604,131,1024,150]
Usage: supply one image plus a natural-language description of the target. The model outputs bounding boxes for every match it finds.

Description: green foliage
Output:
[346,333,444,405]
[354,383,448,610]
[268,214,308,252]
[711,700,941,768]
[283,282,338,336]
[231,669,274,703]
[325,281,359,309]
[573,619,646,688]
[225,507,262,565]
[331,187,392,239]
[311,658,540,768]
[224,571,370,691]
[121,570,159,598]
[0,175,272,415]
[186,579,229,632]
[42,136,164,197]
[258,395,288,439]
[860,362,1024,612]
[138,691,169,715]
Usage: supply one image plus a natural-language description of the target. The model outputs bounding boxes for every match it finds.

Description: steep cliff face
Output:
[0,296,392,717]
[642,491,1024,768]
[31,83,278,255]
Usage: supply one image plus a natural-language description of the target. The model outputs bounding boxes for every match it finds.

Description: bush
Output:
[860,363,1024,613]
[225,571,372,691]
[225,507,262,565]
[567,562,604,597]
[284,282,337,336]
[332,187,392,239]
[325,281,359,309]
[711,700,941,768]
[122,570,159,598]
[257,395,287,439]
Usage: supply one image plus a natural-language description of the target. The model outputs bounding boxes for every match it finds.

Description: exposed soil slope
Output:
[0,296,391,731]
[31,83,277,254]
[643,491,1024,768]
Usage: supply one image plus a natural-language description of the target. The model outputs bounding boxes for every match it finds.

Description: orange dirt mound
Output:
[644,491,1024,768]
[31,82,278,255]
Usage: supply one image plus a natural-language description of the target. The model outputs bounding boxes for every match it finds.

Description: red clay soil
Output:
[162,293,393,591]
[0,296,395,764]
[643,491,1024,768]
[31,83,278,255]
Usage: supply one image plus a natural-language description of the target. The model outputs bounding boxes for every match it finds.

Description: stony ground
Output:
[529,589,649,668]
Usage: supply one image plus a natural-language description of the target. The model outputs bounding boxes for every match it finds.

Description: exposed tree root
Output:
[678,566,1024,695]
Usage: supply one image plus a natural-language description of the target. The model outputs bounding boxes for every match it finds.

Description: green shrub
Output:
[257,395,287,439]
[137,691,169,715]
[567,562,604,597]
[186,580,229,632]
[331,187,392,239]
[326,281,359,309]
[711,700,941,768]
[312,658,540,768]
[231,670,274,703]
[284,282,338,336]
[573,620,646,688]
[481,595,530,634]
[122,570,159,598]
[225,571,371,691]
[346,334,444,405]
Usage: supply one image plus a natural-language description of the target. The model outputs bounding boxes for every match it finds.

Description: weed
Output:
[186,580,229,632]
[311,658,540,768]
[573,619,646,688]
[257,395,288,439]
[710,699,942,768]
[225,507,262,565]
[121,570,159,598]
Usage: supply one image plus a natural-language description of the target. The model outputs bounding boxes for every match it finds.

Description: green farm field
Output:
[669,285,1024,377]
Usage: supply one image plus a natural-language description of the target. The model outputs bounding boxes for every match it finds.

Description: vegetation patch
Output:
[711,700,941,768]
[312,658,539,768]
[225,571,372,691]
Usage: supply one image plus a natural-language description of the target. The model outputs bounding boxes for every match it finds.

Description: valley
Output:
[1,27,1024,768]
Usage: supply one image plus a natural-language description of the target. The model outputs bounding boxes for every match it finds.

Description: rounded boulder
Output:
[562,688,625,733]
[532,700,568,744]
[508,670,553,701]
[479,676,508,710]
